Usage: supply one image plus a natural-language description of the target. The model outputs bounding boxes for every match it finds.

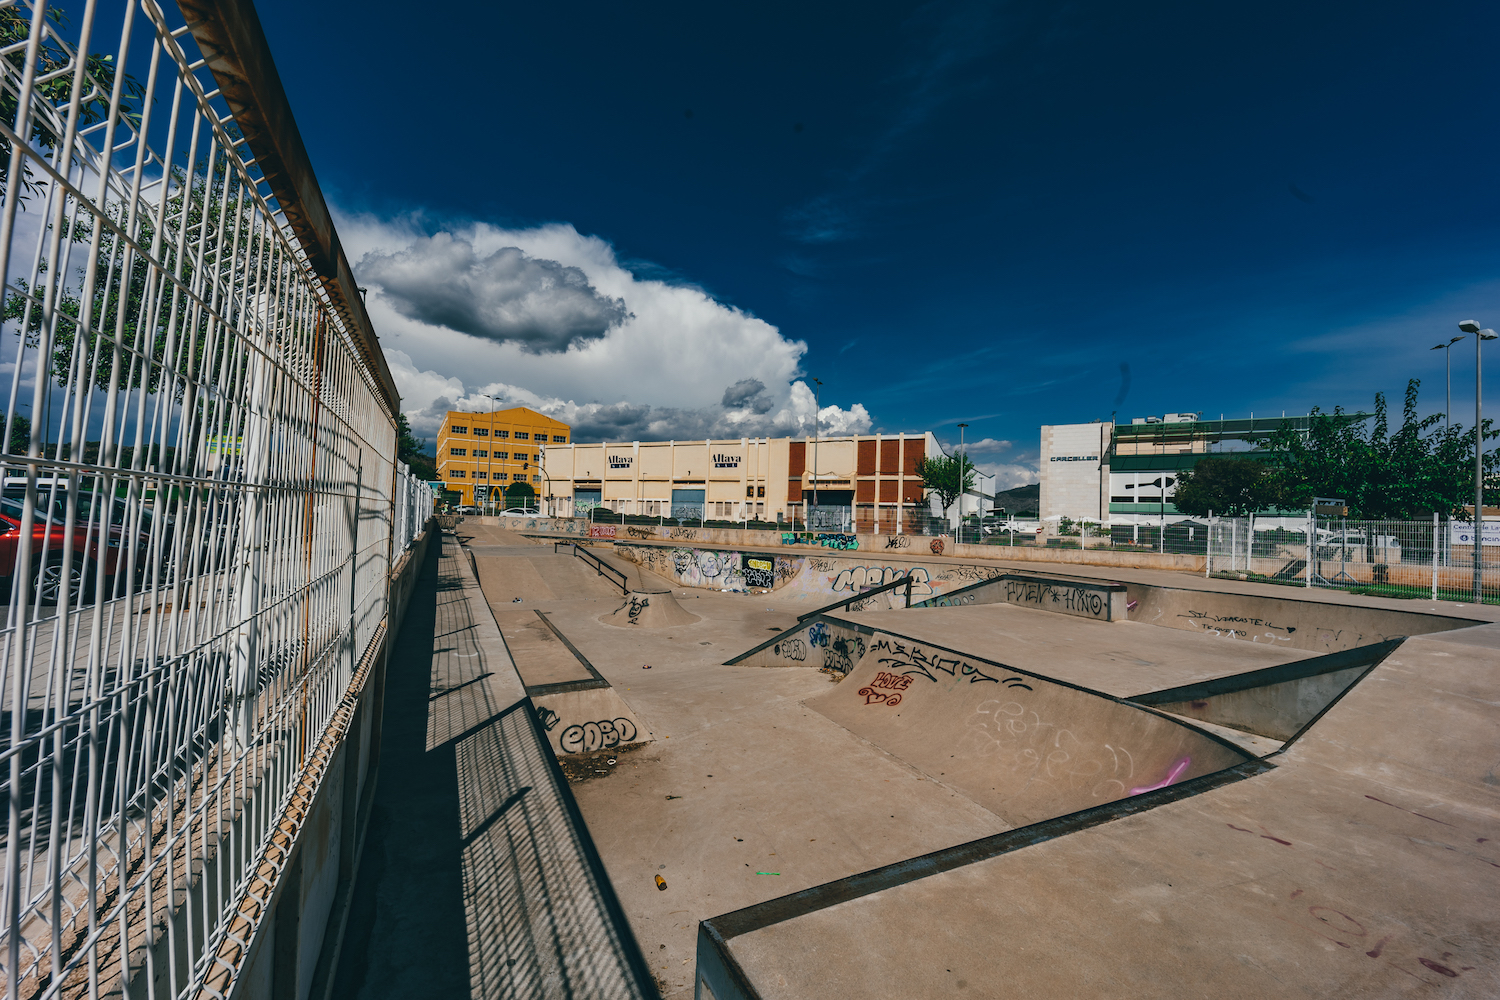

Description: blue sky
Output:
[258,0,1500,486]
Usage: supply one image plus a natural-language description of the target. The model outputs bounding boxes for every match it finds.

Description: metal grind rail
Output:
[0,2,429,999]
[553,541,629,595]
[796,573,915,622]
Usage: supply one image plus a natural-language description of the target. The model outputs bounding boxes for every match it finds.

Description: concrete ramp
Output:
[1126,582,1478,651]
[599,590,701,627]
[806,632,1251,828]
[1128,638,1403,741]
[724,615,870,671]
[912,572,1127,620]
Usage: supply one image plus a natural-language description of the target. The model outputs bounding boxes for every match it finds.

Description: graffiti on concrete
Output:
[808,621,830,647]
[538,706,561,731]
[831,565,933,598]
[928,592,977,608]
[668,527,699,540]
[930,538,945,555]
[559,717,639,754]
[588,524,617,539]
[884,535,911,549]
[623,526,655,539]
[782,532,859,550]
[1004,579,1109,619]
[743,554,775,589]
[962,699,1139,801]
[807,557,838,573]
[859,670,913,707]
[1177,610,1296,641]
[870,636,1029,688]
[773,637,807,661]
[825,633,866,673]
[619,594,651,625]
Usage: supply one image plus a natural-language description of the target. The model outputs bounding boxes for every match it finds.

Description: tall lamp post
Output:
[810,377,822,529]
[1432,335,1464,428]
[478,393,497,515]
[957,422,968,544]
[1458,320,1497,602]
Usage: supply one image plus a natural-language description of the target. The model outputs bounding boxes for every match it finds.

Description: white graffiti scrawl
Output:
[831,565,933,597]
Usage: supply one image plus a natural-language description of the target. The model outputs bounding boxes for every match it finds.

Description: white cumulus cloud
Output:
[338,213,873,442]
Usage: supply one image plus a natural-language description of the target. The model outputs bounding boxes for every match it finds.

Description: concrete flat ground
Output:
[725,622,1500,999]
[458,524,1500,999]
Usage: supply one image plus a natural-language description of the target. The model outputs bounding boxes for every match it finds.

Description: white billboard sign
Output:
[1449,518,1500,547]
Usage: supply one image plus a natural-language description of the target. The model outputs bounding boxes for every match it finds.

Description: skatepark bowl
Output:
[342,521,1499,1000]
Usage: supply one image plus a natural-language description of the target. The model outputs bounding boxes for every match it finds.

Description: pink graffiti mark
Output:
[1129,757,1190,795]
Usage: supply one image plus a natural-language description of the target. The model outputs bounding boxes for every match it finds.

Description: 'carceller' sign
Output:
[1050,455,1098,462]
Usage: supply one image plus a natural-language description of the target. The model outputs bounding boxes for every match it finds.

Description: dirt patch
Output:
[557,741,652,784]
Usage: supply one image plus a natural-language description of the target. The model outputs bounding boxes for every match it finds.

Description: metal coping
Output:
[697,758,1276,999]
[795,573,913,622]
[182,0,400,417]
[721,613,873,667]
[1127,638,1405,705]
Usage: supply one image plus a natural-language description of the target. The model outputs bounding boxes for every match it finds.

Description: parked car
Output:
[454,505,477,515]
[0,494,148,604]
[500,507,539,516]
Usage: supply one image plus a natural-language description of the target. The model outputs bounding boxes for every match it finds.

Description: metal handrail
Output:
[796,573,914,621]
[555,541,630,594]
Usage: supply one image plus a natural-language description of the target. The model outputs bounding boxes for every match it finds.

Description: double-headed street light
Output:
[957,422,969,543]
[1431,334,1464,427]
[1458,319,1497,602]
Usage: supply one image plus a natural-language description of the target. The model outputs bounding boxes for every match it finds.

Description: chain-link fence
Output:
[0,3,416,997]
[1205,515,1499,605]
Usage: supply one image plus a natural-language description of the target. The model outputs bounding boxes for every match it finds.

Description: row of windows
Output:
[448,448,538,460]
[447,470,523,481]
[448,426,567,442]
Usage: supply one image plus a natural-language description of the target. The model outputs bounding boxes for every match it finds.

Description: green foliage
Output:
[1171,457,1282,518]
[917,452,976,513]
[0,8,146,205]
[1263,379,1498,518]
[397,414,435,480]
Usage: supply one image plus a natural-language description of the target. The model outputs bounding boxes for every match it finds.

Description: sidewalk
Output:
[332,532,655,999]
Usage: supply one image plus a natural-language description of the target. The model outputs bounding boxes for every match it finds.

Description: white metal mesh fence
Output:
[1206,515,1499,605]
[0,3,415,997]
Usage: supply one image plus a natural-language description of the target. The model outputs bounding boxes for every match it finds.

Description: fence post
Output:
[1432,512,1440,601]
[1305,509,1314,588]
[1205,517,1212,578]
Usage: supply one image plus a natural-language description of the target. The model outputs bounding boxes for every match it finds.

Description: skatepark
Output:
[344,520,1499,999]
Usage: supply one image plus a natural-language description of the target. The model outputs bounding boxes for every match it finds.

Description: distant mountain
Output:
[992,482,1039,516]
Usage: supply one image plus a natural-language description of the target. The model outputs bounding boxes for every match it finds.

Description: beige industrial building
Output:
[541,433,939,530]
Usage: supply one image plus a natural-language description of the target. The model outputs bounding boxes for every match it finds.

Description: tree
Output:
[1171,457,1281,518]
[396,414,435,481]
[917,452,976,515]
[1264,379,1499,518]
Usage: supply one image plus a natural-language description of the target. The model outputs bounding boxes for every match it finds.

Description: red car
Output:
[0,493,152,605]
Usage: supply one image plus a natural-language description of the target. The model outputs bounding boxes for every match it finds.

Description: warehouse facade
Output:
[542,432,939,530]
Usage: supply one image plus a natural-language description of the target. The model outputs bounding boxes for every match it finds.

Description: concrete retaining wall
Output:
[482,515,1209,573]
[224,523,436,1000]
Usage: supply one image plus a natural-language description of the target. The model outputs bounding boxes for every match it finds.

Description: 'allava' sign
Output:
[712,453,740,468]
[1050,455,1098,462]
[608,455,633,469]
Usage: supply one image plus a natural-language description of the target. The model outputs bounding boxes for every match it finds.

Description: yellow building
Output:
[436,406,571,507]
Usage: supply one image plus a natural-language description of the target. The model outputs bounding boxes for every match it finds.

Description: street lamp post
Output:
[1432,335,1465,428]
[957,423,968,544]
[1459,320,1497,602]
[811,378,822,530]
[479,393,496,515]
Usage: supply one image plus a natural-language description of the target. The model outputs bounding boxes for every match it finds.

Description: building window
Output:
[449,447,466,456]
[497,473,509,481]
[552,435,567,443]
[532,475,541,483]
[496,430,509,439]
[450,470,466,478]
[757,486,765,497]
[496,451,509,460]
[474,427,489,437]
[515,432,530,441]
[474,449,487,458]
[475,471,487,480]
[452,425,467,434]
